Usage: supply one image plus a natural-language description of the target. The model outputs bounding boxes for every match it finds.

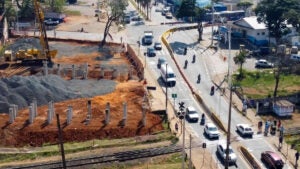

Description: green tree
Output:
[233,49,247,79]
[17,0,35,20]
[46,0,65,13]
[255,0,300,99]
[255,0,300,44]
[101,0,128,46]
[236,1,253,12]
[176,0,196,18]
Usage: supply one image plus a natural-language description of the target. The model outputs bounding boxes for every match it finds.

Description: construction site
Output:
[0,0,164,148]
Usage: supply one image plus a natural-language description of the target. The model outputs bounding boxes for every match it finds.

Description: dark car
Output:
[147,47,156,57]
[154,42,162,50]
[261,151,284,169]
[131,16,143,21]
[44,19,59,26]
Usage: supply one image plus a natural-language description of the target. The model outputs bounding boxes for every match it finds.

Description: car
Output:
[236,124,254,137]
[216,142,237,164]
[157,56,167,68]
[154,42,162,50]
[185,106,199,123]
[44,19,59,26]
[147,47,156,57]
[261,151,284,169]
[131,16,143,21]
[255,59,274,68]
[204,123,220,139]
[290,54,300,62]
[165,12,173,19]
[124,15,131,24]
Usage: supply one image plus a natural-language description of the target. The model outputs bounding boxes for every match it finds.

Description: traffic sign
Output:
[172,93,177,98]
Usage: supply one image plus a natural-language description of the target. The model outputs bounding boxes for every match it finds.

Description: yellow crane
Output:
[13,0,57,65]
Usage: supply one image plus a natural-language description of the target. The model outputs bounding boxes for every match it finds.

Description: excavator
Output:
[5,0,57,66]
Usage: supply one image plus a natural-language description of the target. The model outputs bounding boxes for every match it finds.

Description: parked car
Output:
[290,54,300,62]
[165,12,173,19]
[147,47,156,57]
[131,16,143,21]
[44,19,59,26]
[217,142,237,164]
[157,56,167,68]
[124,14,131,24]
[204,123,220,139]
[255,59,274,68]
[154,42,162,50]
[185,106,199,123]
[236,124,254,137]
[261,151,284,169]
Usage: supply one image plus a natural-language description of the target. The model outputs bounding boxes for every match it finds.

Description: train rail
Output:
[4,145,182,169]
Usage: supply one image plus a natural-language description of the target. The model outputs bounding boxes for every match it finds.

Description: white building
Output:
[220,16,300,47]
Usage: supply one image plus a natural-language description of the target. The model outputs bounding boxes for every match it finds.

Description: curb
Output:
[239,146,262,169]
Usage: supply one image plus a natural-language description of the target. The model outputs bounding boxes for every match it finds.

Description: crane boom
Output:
[33,0,51,62]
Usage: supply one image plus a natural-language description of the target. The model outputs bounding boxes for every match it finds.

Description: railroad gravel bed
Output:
[0,75,116,113]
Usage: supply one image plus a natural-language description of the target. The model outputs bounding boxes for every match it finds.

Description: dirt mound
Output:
[0,81,163,147]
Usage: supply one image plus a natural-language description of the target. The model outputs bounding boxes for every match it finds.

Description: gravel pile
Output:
[0,75,116,113]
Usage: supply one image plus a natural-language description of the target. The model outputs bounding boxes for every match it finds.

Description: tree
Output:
[236,1,253,12]
[195,7,206,41]
[46,0,65,13]
[176,0,196,18]
[255,0,300,44]
[255,0,300,99]
[233,49,247,80]
[100,0,128,46]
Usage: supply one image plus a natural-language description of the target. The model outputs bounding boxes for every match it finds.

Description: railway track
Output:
[4,145,182,169]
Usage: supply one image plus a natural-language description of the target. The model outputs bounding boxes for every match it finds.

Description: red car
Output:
[261,151,284,169]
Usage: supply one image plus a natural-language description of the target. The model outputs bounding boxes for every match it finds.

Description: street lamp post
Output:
[211,0,214,46]
[225,24,232,169]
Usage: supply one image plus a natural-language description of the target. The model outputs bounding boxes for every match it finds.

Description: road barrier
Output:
[240,146,262,169]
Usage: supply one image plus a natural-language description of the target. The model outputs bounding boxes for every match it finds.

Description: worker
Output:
[296,151,299,167]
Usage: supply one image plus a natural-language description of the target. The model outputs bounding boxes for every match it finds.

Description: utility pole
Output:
[225,24,232,169]
[211,0,214,46]
[178,102,186,169]
[165,64,168,124]
[56,114,66,169]
[189,134,192,169]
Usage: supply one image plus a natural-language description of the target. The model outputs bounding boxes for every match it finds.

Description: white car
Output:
[255,59,274,68]
[217,142,237,164]
[236,124,254,137]
[204,123,220,139]
[185,106,199,123]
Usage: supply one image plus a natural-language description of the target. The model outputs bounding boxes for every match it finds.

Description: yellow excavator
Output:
[13,0,57,65]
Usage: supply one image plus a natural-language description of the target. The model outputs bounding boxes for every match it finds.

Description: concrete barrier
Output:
[240,146,262,169]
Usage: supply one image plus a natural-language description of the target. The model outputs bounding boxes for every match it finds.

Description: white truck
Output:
[160,64,176,87]
[143,31,153,45]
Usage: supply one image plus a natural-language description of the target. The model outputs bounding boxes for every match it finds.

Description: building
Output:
[273,100,294,117]
[222,16,300,47]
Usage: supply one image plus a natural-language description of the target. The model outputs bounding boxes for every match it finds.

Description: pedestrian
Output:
[277,120,281,131]
[296,151,299,167]
[279,135,283,148]
[280,125,284,137]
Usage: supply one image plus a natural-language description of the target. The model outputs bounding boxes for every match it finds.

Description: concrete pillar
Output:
[83,63,88,79]
[67,105,73,125]
[105,109,110,125]
[142,107,146,126]
[57,64,61,76]
[30,103,35,118]
[123,102,127,124]
[47,109,52,124]
[13,104,18,118]
[72,64,76,79]
[106,102,110,112]
[33,98,37,117]
[29,105,34,124]
[9,107,14,123]
[43,61,48,76]
[100,68,104,78]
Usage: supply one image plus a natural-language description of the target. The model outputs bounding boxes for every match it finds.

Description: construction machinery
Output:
[5,0,57,65]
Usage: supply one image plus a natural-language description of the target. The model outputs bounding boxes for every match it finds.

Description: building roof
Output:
[274,100,294,107]
[234,16,267,30]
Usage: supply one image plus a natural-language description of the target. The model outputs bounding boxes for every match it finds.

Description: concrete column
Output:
[67,105,73,125]
[142,107,146,126]
[105,109,110,125]
[30,103,35,118]
[9,107,14,123]
[100,68,104,78]
[72,64,76,79]
[106,102,110,112]
[43,61,48,76]
[57,64,61,76]
[123,102,127,124]
[29,105,34,124]
[84,63,88,79]
[33,98,37,117]
[47,109,52,124]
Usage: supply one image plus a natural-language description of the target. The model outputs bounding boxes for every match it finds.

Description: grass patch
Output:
[0,131,174,164]
[63,9,81,16]
[285,135,300,152]
[233,70,300,99]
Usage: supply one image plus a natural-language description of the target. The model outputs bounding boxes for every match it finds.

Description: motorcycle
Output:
[210,85,215,95]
